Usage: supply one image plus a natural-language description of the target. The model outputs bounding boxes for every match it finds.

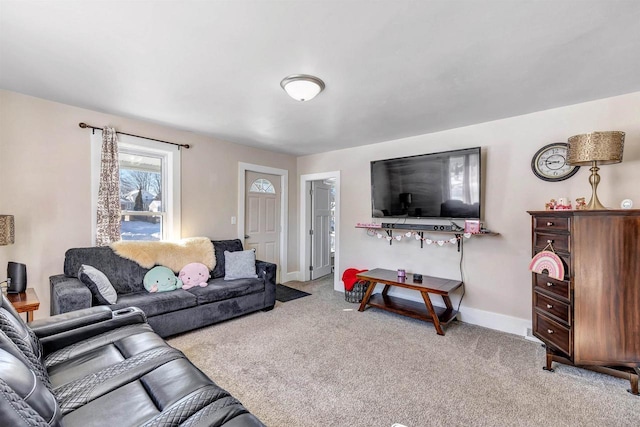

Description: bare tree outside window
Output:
[118,152,163,240]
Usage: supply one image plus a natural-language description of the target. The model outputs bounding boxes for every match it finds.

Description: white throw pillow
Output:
[78,264,118,304]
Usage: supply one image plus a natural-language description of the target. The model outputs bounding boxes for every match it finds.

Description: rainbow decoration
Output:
[529,250,565,280]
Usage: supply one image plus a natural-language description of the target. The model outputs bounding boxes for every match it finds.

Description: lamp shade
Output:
[567,131,625,166]
[280,74,325,101]
[0,215,15,245]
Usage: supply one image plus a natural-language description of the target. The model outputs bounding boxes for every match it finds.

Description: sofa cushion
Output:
[211,239,244,279]
[187,278,264,304]
[78,265,118,304]
[112,290,197,317]
[59,359,251,427]
[65,247,148,294]
[224,249,258,280]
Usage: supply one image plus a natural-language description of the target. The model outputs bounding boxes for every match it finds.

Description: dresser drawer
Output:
[534,291,570,324]
[534,312,572,356]
[533,216,570,232]
[534,273,571,301]
[534,231,570,253]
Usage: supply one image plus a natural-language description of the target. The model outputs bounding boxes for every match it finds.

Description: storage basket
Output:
[345,280,369,303]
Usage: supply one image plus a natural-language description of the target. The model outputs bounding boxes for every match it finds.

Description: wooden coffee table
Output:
[357,268,462,335]
[7,288,40,322]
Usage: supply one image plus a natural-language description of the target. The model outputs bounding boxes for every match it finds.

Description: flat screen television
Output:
[371,147,481,219]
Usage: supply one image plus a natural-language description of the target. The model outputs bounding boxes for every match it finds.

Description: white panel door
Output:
[311,180,332,279]
[245,171,280,282]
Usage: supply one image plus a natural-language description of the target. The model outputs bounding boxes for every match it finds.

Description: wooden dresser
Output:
[528,210,640,395]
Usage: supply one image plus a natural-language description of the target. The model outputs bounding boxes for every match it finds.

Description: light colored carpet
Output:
[169,275,640,427]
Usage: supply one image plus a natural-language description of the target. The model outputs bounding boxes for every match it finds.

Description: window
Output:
[249,178,276,194]
[92,134,180,242]
[119,151,164,240]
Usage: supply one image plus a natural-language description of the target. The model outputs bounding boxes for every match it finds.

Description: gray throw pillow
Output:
[78,264,118,304]
[224,249,258,280]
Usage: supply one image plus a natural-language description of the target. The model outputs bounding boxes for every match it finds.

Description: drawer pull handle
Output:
[546,304,553,309]
[546,282,554,287]
[547,239,553,244]
[547,329,554,334]
[546,222,553,226]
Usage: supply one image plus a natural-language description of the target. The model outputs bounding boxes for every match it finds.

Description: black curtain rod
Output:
[78,123,190,149]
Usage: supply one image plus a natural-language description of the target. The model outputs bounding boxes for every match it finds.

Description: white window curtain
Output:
[95,127,121,246]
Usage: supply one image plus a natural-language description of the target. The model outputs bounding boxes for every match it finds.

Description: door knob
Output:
[244,235,250,239]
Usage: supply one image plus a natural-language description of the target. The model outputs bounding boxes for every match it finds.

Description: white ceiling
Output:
[2,1,640,156]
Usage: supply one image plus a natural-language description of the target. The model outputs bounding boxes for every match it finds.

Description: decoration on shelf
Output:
[356,222,381,228]
[575,197,587,210]
[464,219,481,234]
[620,199,633,209]
[544,198,573,211]
[528,242,565,280]
[365,228,473,247]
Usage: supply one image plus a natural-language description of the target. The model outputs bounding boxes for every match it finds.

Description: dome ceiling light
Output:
[280,74,325,101]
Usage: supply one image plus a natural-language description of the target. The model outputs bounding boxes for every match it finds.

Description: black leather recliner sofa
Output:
[0,293,265,426]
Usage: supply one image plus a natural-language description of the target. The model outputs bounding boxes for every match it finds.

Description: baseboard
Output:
[282,271,300,283]
[524,327,543,344]
[456,305,531,337]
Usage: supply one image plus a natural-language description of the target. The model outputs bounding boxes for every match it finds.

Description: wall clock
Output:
[531,142,580,182]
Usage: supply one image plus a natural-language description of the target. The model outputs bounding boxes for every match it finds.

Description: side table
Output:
[357,268,462,336]
[7,288,40,322]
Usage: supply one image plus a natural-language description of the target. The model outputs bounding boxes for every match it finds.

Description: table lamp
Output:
[0,215,16,295]
[0,215,14,246]
[567,131,625,210]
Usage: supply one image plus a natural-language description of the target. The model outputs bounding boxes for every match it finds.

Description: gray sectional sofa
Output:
[49,239,276,337]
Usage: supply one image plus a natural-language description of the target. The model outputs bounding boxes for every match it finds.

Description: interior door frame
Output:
[300,171,341,291]
[238,162,288,282]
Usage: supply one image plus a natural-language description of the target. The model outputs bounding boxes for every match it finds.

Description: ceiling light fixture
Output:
[280,74,325,101]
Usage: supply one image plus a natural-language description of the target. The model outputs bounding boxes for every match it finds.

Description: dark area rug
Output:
[275,284,311,302]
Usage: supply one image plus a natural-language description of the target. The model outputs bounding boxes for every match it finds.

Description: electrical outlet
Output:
[231,216,237,225]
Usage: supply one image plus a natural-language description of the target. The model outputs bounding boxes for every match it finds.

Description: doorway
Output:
[299,171,341,291]
[238,163,288,284]
[309,179,334,280]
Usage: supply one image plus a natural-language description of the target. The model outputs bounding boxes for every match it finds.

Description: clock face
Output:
[531,143,580,182]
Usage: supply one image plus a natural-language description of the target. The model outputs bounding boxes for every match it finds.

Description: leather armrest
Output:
[37,307,148,355]
[30,305,113,338]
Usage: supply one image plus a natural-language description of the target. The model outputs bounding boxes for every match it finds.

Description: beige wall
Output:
[2,88,638,333]
[0,90,298,319]
[298,91,640,334]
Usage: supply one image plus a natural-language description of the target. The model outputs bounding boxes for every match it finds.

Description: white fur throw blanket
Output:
[111,237,215,273]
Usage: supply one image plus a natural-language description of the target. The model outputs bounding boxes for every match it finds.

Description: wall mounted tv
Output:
[371,147,481,220]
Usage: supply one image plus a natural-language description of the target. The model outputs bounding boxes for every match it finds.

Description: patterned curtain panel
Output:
[96,127,121,246]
